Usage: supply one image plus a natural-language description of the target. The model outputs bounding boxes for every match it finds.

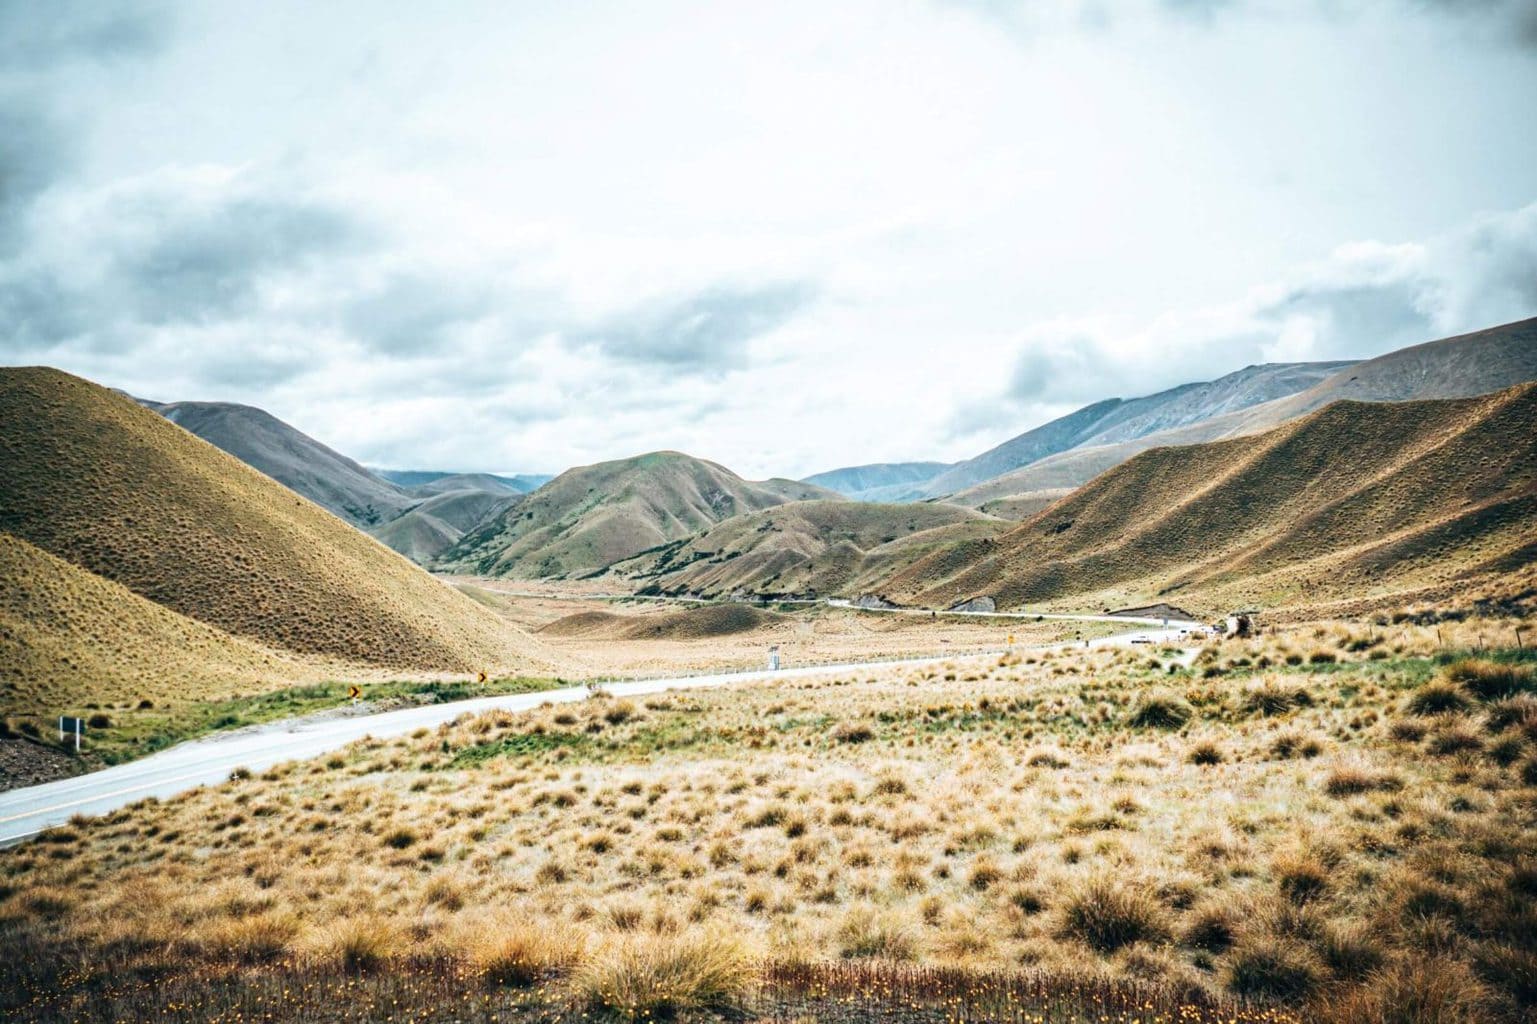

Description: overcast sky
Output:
[2,0,1535,478]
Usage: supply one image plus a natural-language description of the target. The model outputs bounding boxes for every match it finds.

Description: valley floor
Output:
[3,610,1535,1022]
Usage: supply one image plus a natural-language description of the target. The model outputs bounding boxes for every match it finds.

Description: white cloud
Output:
[0,0,1534,478]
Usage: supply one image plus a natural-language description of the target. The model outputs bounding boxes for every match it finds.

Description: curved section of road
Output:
[0,623,1195,847]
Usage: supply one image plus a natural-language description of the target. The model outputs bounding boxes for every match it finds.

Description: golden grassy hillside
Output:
[886,383,1537,616]
[0,533,342,715]
[437,451,841,579]
[613,499,1008,599]
[0,368,558,675]
[5,617,1534,1022]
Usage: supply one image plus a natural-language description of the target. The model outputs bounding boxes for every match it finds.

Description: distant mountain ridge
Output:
[375,469,552,494]
[136,398,415,527]
[801,462,951,502]
[952,316,1537,508]
[436,451,843,579]
[134,399,549,564]
[922,360,1356,498]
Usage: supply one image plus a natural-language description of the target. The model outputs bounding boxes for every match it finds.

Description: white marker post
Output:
[58,716,84,753]
[768,646,780,672]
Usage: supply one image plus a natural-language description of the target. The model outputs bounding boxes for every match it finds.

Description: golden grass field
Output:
[456,583,1131,677]
[4,610,1534,1022]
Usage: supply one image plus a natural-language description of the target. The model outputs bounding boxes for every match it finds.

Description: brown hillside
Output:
[0,532,340,715]
[951,316,1537,507]
[0,368,559,674]
[539,604,782,641]
[437,451,842,579]
[614,500,1007,599]
[884,383,1537,615]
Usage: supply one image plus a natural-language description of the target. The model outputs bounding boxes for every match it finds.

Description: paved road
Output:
[0,624,1192,847]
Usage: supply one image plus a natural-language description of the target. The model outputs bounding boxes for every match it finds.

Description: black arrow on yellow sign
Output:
[477,671,488,684]
[348,684,362,700]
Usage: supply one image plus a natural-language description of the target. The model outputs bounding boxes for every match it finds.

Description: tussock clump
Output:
[467,920,583,986]
[1406,681,1472,716]
[197,912,299,964]
[1425,724,1482,756]
[1323,764,1403,796]
[1443,658,1534,701]
[1128,691,1194,730]
[836,906,919,960]
[1271,731,1323,759]
[570,931,756,1018]
[1181,903,1239,953]
[1025,748,1070,769]
[1243,682,1314,717]
[1187,740,1225,765]
[302,915,402,972]
[1273,851,1329,904]
[1485,694,1537,734]
[1314,957,1489,1024]
[830,720,874,744]
[1058,876,1170,953]
[1222,935,1322,1000]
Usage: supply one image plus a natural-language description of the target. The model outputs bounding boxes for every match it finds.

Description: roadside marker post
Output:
[58,716,85,753]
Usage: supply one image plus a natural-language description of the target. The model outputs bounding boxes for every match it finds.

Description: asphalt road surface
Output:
[0,622,1195,846]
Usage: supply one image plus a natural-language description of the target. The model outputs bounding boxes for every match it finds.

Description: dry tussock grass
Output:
[2,614,1535,1021]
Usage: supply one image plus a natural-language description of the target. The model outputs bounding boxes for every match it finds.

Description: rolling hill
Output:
[801,461,950,502]
[1,367,561,680]
[923,361,1355,498]
[954,317,1537,508]
[370,488,523,563]
[0,532,337,715]
[611,499,1007,599]
[136,399,536,564]
[136,398,415,527]
[435,451,842,579]
[880,381,1537,616]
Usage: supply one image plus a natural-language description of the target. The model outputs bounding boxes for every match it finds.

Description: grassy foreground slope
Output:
[886,383,1537,615]
[437,451,841,579]
[0,368,557,675]
[614,499,1008,599]
[4,618,1534,1022]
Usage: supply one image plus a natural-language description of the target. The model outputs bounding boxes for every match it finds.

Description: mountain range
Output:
[15,315,1533,629]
